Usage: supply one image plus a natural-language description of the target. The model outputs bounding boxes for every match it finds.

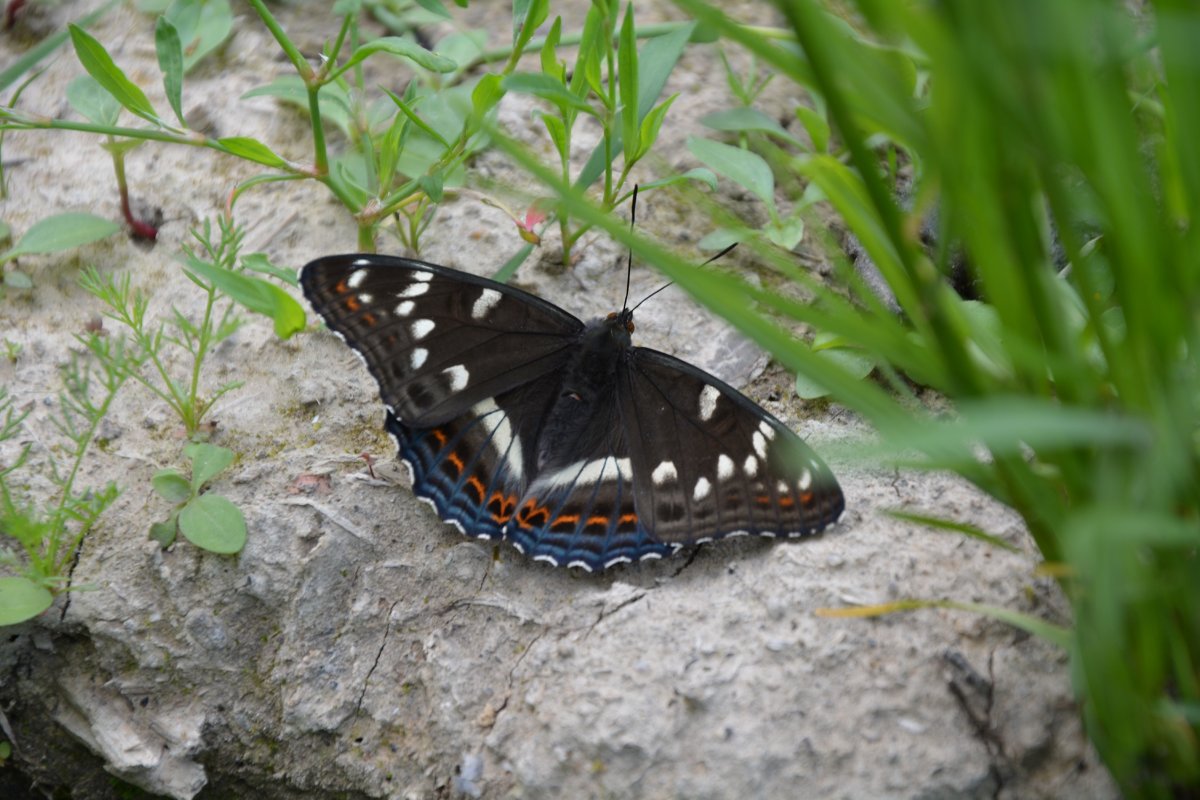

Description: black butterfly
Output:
[300,254,844,571]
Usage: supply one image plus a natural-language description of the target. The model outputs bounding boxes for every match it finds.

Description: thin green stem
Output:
[243,0,311,80]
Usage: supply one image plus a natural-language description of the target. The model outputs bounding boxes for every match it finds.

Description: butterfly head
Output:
[605,309,635,343]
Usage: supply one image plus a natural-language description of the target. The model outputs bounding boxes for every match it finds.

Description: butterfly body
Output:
[301,254,844,572]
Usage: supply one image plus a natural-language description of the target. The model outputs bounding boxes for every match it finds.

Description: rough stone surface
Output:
[0,2,1117,799]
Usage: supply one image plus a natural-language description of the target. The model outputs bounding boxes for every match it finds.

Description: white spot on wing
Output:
[776,480,790,495]
[411,319,435,340]
[759,421,776,440]
[533,554,559,566]
[699,384,720,421]
[443,364,469,391]
[395,300,415,316]
[753,431,768,459]
[651,461,678,485]
[472,398,524,480]
[399,282,429,298]
[535,456,630,490]
[744,455,759,477]
[352,258,372,267]
[412,270,434,281]
[472,288,502,320]
[411,348,428,369]
[798,468,812,491]
[717,454,734,480]
[357,292,373,304]
[693,476,712,502]
[604,556,632,569]
[566,560,594,572]
[348,269,369,288]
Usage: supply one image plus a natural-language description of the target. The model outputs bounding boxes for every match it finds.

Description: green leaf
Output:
[537,111,569,161]
[503,72,595,115]
[575,22,694,190]
[384,88,452,149]
[471,74,505,118]
[419,172,444,203]
[0,576,54,626]
[696,227,744,251]
[184,442,234,492]
[513,0,549,54]
[794,334,876,399]
[492,242,535,283]
[216,137,289,169]
[179,493,246,554]
[701,107,803,147]
[340,37,457,75]
[765,215,805,250]
[155,15,186,126]
[687,137,775,206]
[634,93,678,162]
[795,104,829,152]
[0,213,121,263]
[241,252,298,286]
[884,510,1021,553]
[69,24,159,123]
[182,255,306,339]
[413,0,452,19]
[152,469,192,503]
[65,75,121,127]
[618,4,640,165]
[540,17,565,81]
[149,514,178,547]
[637,167,718,192]
[165,0,233,73]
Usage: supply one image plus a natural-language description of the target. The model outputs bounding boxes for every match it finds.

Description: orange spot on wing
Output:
[517,498,550,529]
[335,278,349,294]
[361,312,377,327]
[586,515,610,527]
[345,296,361,312]
[466,475,485,501]
[488,492,516,524]
[800,491,815,507]
[431,429,448,446]
[446,452,464,474]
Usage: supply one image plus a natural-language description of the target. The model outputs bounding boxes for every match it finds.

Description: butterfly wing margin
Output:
[617,348,844,546]
[300,254,584,427]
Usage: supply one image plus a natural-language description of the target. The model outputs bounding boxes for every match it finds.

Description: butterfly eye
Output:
[606,312,618,320]
[625,319,635,333]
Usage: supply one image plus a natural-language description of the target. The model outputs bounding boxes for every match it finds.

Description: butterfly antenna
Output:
[702,242,738,266]
[622,185,639,311]
[631,242,738,313]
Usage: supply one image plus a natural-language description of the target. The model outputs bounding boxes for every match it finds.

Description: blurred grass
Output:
[512,0,1198,794]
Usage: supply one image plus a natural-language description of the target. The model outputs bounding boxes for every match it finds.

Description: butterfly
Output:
[300,254,844,572]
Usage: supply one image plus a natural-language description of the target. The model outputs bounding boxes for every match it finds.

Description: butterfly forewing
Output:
[300,255,584,427]
[618,349,844,545]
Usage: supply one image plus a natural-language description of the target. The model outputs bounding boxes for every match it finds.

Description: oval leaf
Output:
[179,494,246,554]
[0,576,54,626]
[152,469,192,503]
[183,256,306,338]
[183,442,234,491]
[217,137,289,169]
[155,15,185,125]
[687,136,775,206]
[3,213,120,261]
[69,24,159,123]
[66,75,121,127]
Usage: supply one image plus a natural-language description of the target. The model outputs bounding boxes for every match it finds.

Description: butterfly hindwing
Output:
[300,254,584,427]
[618,348,844,546]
